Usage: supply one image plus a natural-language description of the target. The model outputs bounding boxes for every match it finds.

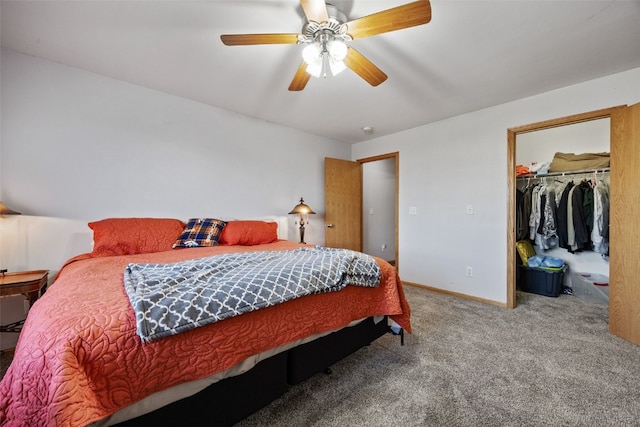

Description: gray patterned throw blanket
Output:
[123,246,381,343]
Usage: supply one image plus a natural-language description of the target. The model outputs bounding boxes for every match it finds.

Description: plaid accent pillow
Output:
[173,218,227,248]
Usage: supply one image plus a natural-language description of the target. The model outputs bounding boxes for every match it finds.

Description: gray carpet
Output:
[1,286,638,426]
[235,286,640,427]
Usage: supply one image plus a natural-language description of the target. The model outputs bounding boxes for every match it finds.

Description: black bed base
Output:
[115,316,391,427]
[287,315,391,385]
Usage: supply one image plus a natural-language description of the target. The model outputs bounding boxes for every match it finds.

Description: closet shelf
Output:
[517,167,610,179]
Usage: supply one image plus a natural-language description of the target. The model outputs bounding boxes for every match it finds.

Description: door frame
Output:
[358,152,399,271]
[506,106,625,308]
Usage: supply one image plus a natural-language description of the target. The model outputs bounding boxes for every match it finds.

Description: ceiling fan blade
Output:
[220,33,299,46]
[343,47,388,87]
[345,0,432,40]
[289,62,312,91]
[300,0,329,23]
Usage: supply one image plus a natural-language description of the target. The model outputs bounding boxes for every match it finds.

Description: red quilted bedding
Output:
[0,241,410,427]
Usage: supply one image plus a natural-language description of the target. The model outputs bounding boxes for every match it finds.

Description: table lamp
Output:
[288,197,315,244]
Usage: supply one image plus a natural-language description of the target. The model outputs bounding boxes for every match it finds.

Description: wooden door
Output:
[609,102,640,345]
[324,158,362,251]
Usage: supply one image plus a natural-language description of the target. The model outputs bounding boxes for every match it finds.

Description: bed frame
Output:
[114,316,392,426]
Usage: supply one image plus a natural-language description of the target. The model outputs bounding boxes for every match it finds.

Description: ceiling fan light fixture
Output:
[305,51,345,78]
[301,37,348,78]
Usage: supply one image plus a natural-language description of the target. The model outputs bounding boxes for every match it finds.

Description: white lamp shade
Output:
[306,58,323,77]
[329,58,346,76]
[327,40,348,61]
[302,43,322,65]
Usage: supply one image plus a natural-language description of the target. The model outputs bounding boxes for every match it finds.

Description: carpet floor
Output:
[235,285,640,427]
[1,285,638,426]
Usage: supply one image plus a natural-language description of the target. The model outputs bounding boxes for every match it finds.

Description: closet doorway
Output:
[507,103,640,346]
[516,118,610,276]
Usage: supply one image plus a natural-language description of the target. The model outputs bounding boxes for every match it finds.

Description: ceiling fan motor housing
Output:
[325,4,347,24]
[301,23,350,46]
[300,3,350,44]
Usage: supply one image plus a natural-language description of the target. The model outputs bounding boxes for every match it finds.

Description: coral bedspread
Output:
[0,241,410,427]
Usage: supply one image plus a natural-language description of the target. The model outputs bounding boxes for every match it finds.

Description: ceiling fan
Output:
[220,0,432,91]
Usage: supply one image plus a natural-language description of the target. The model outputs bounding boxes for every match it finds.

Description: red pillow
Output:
[89,218,186,257]
[220,220,278,246]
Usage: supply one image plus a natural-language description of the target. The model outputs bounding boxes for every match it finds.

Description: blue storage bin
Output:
[518,265,566,297]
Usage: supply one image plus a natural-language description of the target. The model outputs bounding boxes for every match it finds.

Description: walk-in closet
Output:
[515,118,611,304]
[508,103,640,347]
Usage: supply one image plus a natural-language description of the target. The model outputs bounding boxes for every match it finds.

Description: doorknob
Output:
[325,223,334,228]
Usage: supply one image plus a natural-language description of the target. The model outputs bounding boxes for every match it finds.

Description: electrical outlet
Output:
[409,206,417,215]
[381,244,387,252]
[466,266,473,277]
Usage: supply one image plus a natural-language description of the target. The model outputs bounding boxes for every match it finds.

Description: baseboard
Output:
[402,281,507,308]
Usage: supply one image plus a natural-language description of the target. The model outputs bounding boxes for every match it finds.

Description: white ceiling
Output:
[2,0,640,143]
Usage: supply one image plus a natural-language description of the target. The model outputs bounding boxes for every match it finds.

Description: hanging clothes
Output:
[566,184,578,251]
[529,183,541,241]
[516,172,610,255]
[557,181,574,249]
[570,180,592,252]
[591,179,610,254]
[542,187,559,248]
[516,188,527,241]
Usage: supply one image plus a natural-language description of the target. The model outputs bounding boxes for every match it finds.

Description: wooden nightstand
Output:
[0,270,48,333]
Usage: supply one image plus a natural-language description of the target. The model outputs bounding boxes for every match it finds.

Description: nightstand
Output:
[0,270,48,333]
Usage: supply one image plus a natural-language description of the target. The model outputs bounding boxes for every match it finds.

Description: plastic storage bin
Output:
[518,265,566,297]
[571,272,609,304]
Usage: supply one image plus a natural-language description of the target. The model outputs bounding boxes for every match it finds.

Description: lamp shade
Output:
[288,198,316,215]
[327,40,348,61]
[0,202,21,216]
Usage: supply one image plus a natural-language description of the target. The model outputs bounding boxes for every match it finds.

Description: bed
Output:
[0,218,411,427]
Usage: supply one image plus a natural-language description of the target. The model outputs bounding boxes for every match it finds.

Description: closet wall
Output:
[516,118,609,167]
[516,118,610,277]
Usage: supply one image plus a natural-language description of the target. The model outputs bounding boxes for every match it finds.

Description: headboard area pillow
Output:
[173,218,227,248]
[220,220,278,246]
[89,218,186,257]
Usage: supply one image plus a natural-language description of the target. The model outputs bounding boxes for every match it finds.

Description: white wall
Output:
[0,50,349,349]
[352,67,640,304]
[0,49,347,253]
[362,158,395,261]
